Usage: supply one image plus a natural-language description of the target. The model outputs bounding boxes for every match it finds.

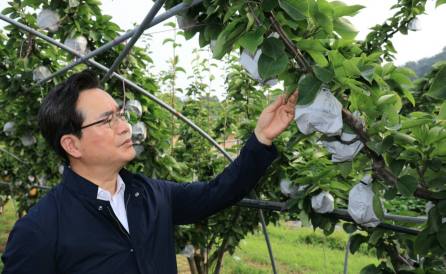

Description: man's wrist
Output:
[254,129,273,146]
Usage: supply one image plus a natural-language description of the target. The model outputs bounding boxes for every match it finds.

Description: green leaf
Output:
[327,50,345,67]
[315,8,333,34]
[275,10,300,29]
[390,71,413,87]
[383,187,398,200]
[437,224,446,249]
[415,229,437,255]
[1,7,15,15]
[349,234,367,254]
[343,223,357,234]
[396,175,418,196]
[342,59,361,77]
[427,206,441,234]
[297,74,322,105]
[359,265,380,274]
[333,18,358,39]
[212,19,246,59]
[402,89,416,107]
[427,127,446,145]
[331,180,350,191]
[261,37,286,60]
[436,0,446,7]
[427,66,446,99]
[258,53,289,79]
[438,102,446,120]
[368,229,384,245]
[389,160,405,176]
[307,51,328,67]
[381,135,393,152]
[372,195,384,220]
[401,118,432,130]
[262,0,279,11]
[331,2,364,17]
[295,40,328,67]
[377,94,397,106]
[313,65,334,83]
[437,200,446,216]
[238,28,265,54]
[278,0,309,21]
[359,65,375,83]
[296,39,327,52]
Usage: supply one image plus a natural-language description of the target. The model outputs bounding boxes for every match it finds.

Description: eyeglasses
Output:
[80,109,130,130]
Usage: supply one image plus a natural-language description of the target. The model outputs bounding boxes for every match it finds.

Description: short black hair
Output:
[38,70,99,162]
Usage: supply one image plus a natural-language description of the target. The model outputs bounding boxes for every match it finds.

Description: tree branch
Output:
[342,109,437,201]
[266,12,311,73]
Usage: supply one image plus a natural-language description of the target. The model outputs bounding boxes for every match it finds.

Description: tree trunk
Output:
[187,256,199,274]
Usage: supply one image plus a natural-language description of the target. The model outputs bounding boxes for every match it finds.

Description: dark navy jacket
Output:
[1,133,277,274]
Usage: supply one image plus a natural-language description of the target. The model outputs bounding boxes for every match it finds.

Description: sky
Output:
[99,0,446,66]
[1,0,445,98]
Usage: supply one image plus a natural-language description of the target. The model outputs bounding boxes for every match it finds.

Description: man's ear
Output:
[60,134,82,159]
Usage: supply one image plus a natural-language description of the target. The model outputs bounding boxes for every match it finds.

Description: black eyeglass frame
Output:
[80,108,130,130]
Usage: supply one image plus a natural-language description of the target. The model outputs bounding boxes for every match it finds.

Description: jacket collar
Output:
[62,165,135,200]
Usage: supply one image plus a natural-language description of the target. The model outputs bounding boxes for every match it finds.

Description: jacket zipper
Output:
[125,193,131,212]
[106,205,131,241]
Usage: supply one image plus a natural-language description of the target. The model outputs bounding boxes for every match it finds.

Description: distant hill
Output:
[403,46,446,76]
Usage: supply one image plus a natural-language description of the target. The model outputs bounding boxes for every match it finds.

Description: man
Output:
[1,70,298,273]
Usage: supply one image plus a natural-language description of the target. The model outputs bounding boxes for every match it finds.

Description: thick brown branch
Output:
[266,12,311,73]
[342,108,437,201]
[247,3,262,27]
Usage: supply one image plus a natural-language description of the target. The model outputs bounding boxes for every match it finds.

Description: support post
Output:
[100,0,167,84]
[36,0,204,84]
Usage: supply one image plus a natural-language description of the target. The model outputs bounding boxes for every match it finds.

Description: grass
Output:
[219,223,379,274]
[0,202,378,273]
[0,200,19,272]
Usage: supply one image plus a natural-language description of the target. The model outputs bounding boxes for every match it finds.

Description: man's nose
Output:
[116,119,131,135]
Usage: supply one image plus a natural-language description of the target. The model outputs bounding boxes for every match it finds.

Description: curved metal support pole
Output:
[0,147,29,164]
[0,13,233,162]
[37,0,204,85]
[100,0,167,84]
[343,234,352,274]
[259,210,278,274]
[0,14,278,273]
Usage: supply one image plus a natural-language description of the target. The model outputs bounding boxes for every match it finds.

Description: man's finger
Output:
[266,95,284,112]
[286,90,299,106]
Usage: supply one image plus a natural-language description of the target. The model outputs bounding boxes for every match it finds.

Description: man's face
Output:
[74,88,136,167]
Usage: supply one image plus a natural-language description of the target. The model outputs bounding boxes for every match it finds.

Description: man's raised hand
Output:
[254,91,299,145]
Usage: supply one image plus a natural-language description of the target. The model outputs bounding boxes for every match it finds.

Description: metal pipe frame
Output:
[0,14,278,272]
[0,13,234,162]
[331,209,420,236]
[237,200,427,223]
[237,199,421,235]
[343,234,352,274]
[37,0,204,85]
[100,0,167,84]
[0,9,426,268]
